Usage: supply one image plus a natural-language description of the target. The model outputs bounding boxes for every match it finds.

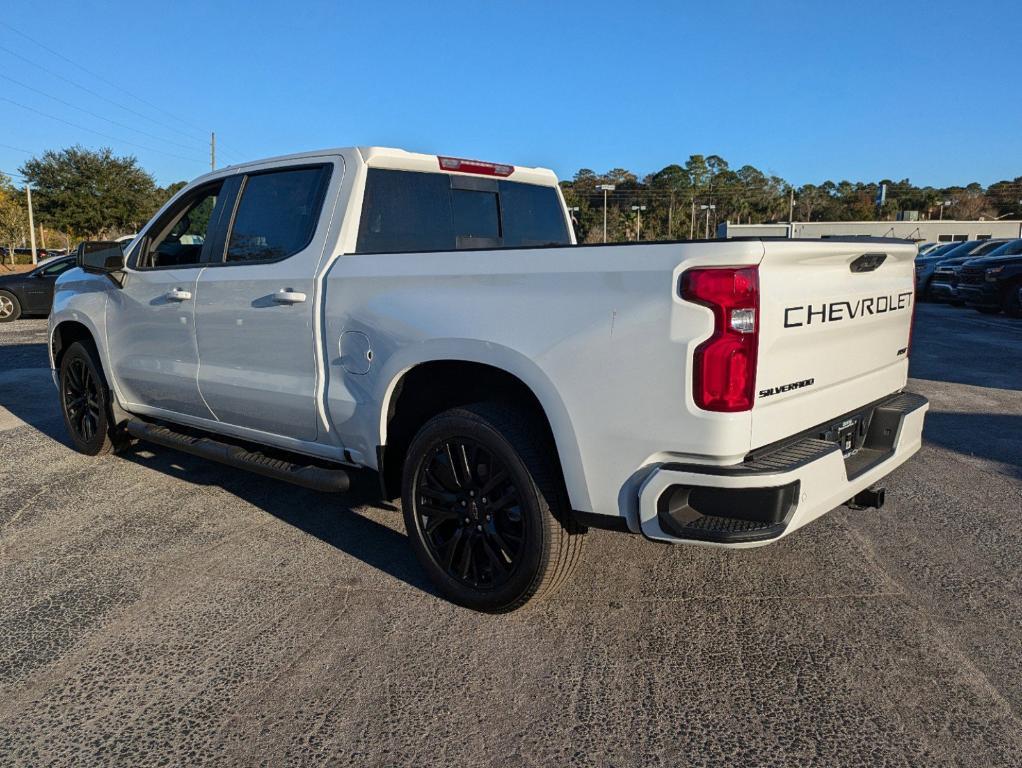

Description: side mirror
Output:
[77,241,125,274]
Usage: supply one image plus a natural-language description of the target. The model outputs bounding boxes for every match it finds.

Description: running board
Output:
[125,419,351,493]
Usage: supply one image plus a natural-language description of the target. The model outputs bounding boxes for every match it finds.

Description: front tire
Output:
[59,341,124,456]
[401,402,585,612]
[0,290,21,322]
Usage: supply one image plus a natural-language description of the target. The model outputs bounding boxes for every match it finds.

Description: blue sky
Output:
[2,0,1020,188]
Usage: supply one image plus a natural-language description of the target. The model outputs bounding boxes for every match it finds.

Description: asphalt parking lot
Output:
[1,304,1020,767]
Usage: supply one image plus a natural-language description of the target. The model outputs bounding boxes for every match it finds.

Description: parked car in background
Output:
[915,241,945,256]
[916,239,1009,299]
[928,254,990,304]
[0,255,77,321]
[957,244,1022,317]
[981,238,1022,260]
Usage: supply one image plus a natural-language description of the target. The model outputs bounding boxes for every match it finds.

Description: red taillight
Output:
[680,266,759,412]
[437,156,514,177]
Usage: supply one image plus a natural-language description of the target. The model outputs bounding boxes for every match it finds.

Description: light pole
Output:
[597,184,615,243]
[631,205,646,240]
[938,199,952,221]
[700,204,716,239]
[26,183,37,265]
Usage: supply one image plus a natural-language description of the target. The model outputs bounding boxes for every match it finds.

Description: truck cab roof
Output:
[208,146,561,188]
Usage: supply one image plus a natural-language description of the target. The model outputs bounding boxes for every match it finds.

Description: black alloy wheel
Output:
[412,437,526,591]
[401,402,586,612]
[63,356,102,444]
[58,341,123,456]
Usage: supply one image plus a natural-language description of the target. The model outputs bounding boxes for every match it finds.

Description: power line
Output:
[0,20,212,140]
[0,41,241,163]
[0,95,205,167]
[0,43,204,143]
[0,141,32,155]
[0,72,208,154]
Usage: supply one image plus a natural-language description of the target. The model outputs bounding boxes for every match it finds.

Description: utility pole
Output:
[631,205,647,240]
[210,131,216,171]
[939,199,951,221]
[700,204,716,239]
[788,188,795,223]
[689,199,696,239]
[597,185,615,243]
[668,191,675,238]
[26,184,37,265]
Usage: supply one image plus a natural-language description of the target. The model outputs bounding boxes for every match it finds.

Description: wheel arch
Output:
[375,345,589,512]
[51,319,100,371]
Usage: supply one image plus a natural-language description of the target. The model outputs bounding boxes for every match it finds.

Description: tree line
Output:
[561,154,1022,243]
[2,146,1021,262]
[0,146,185,262]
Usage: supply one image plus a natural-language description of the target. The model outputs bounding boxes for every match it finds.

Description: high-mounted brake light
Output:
[680,266,759,412]
[438,156,514,177]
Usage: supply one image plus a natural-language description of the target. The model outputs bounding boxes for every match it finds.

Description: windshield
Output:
[970,240,1008,256]
[981,239,1022,258]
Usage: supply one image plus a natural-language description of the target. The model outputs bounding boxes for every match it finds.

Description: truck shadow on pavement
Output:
[118,443,440,596]
[922,411,1022,480]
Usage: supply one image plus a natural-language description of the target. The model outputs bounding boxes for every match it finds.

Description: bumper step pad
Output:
[649,391,928,544]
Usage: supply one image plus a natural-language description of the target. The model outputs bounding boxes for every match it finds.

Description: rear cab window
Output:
[356,168,570,254]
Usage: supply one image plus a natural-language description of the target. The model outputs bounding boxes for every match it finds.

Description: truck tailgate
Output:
[752,240,917,449]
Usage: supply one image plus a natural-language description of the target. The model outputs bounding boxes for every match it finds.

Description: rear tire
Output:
[59,341,127,456]
[401,402,585,612]
[0,290,21,322]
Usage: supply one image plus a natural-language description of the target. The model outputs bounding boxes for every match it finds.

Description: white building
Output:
[717,220,1022,242]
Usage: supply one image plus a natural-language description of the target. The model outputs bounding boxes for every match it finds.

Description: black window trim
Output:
[128,179,233,272]
[208,162,334,268]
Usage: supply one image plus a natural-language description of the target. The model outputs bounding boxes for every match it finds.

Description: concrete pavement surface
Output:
[1,304,1020,767]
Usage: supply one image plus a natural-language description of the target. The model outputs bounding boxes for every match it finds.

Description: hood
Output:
[965,253,1022,268]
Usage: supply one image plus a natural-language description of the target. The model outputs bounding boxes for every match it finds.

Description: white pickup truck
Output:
[50,146,928,611]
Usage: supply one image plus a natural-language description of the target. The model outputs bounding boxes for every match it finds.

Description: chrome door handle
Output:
[273,290,307,304]
[165,288,192,301]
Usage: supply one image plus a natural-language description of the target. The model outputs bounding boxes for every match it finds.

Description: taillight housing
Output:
[680,266,759,412]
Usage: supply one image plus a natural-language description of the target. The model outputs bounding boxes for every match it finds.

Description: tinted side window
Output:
[357,169,454,253]
[142,182,223,268]
[499,181,570,247]
[226,166,330,263]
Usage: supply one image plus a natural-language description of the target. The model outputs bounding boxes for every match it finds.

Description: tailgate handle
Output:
[850,253,887,273]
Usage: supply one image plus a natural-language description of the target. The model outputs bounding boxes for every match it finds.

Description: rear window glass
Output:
[499,182,570,247]
[356,168,569,253]
[452,189,500,242]
[226,165,330,263]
